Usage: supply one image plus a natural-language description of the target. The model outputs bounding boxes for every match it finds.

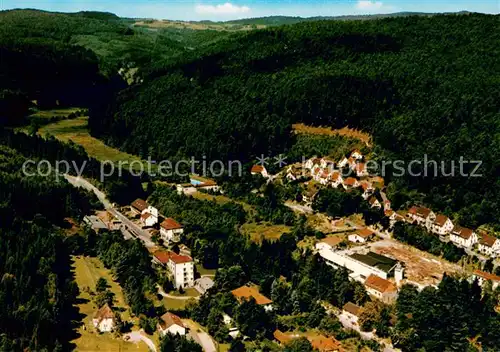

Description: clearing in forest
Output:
[240,222,292,243]
[71,255,149,352]
[292,123,372,147]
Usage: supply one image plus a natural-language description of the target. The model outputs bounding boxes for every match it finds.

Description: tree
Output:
[234,298,271,339]
[160,332,202,352]
[284,337,313,352]
[96,277,108,293]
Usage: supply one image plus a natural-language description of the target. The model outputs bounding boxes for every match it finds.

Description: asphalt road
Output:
[64,174,155,248]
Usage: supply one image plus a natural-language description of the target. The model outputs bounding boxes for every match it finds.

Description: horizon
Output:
[1,1,499,21]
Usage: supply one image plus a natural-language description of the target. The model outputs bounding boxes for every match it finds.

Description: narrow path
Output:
[157,285,200,300]
[124,331,157,352]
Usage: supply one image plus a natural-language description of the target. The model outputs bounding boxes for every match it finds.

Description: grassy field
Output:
[29,107,82,119]
[38,117,148,167]
[240,222,292,243]
[292,123,372,147]
[71,255,149,351]
[191,191,255,213]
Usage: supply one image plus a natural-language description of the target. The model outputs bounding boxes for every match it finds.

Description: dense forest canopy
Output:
[89,13,500,227]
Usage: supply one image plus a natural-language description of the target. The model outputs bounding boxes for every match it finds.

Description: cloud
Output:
[356,1,384,11]
[195,2,250,15]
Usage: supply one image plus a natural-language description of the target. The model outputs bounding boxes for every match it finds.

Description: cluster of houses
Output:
[297,151,390,211]
[273,329,344,352]
[386,205,500,258]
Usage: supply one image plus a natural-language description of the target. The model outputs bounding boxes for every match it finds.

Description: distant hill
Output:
[91,13,500,229]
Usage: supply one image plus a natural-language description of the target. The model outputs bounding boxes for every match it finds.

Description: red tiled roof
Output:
[385,209,394,217]
[141,212,153,220]
[160,218,183,230]
[309,335,344,352]
[331,172,340,180]
[451,225,474,239]
[160,312,185,329]
[369,197,379,205]
[342,302,361,316]
[94,303,114,320]
[365,274,397,294]
[474,270,500,282]
[344,177,357,186]
[479,233,498,247]
[355,228,374,238]
[321,236,343,247]
[251,165,264,173]
[231,285,272,305]
[434,214,450,227]
[360,181,372,191]
[131,198,148,212]
[356,163,366,173]
[153,251,192,265]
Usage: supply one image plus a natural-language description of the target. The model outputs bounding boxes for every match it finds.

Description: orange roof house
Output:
[231,285,272,306]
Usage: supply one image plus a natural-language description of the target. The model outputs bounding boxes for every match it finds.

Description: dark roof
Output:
[131,198,148,212]
[349,251,397,273]
[343,302,361,316]
[451,225,474,239]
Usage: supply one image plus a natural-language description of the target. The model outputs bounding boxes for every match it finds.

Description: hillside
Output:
[90,13,500,229]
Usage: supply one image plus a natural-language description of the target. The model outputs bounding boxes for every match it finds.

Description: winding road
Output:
[64,174,155,247]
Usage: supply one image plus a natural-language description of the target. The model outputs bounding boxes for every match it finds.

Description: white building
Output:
[356,162,369,177]
[478,233,500,257]
[342,302,361,325]
[160,218,184,243]
[429,214,454,236]
[305,157,321,170]
[153,251,195,289]
[348,228,374,243]
[141,212,157,227]
[364,274,398,304]
[449,226,478,248]
[158,312,186,336]
[194,277,215,295]
[342,177,359,190]
[92,304,115,333]
[315,236,343,252]
[350,149,363,160]
[359,181,374,200]
[368,197,381,209]
[408,206,435,227]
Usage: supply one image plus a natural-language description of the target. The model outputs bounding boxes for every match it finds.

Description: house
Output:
[160,218,184,243]
[380,191,391,210]
[342,302,361,325]
[251,164,269,178]
[364,274,398,304]
[359,181,374,200]
[330,172,343,188]
[309,335,344,352]
[231,285,273,311]
[196,179,220,192]
[273,330,297,346]
[315,236,343,252]
[342,177,358,190]
[408,206,435,227]
[83,215,108,232]
[368,196,381,209]
[478,233,500,257]
[449,225,478,248]
[286,165,303,181]
[92,304,115,333]
[158,312,186,336]
[338,157,356,170]
[131,198,148,215]
[153,251,194,289]
[141,212,157,227]
[355,162,369,177]
[350,149,363,160]
[471,270,500,290]
[305,157,321,170]
[348,228,374,243]
[430,214,454,237]
[176,183,197,195]
[312,167,322,182]
[385,210,404,228]
[194,277,215,295]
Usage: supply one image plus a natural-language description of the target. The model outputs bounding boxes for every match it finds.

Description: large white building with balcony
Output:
[153,251,194,289]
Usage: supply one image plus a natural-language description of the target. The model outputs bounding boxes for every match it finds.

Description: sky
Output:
[1,0,498,21]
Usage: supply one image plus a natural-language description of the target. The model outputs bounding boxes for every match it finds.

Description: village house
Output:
[273,331,343,352]
[338,156,357,170]
[141,212,157,227]
[92,304,115,333]
[350,149,364,160]
[195,179,220,192]
[385,210,405,228]
[305,157,321,170]
[286,165,303,181]
[478,233,500,257]
[380,191,391,210]
[368,196,381,209]
[359,181,374,200]
[319,170,332,186]
[355,162,369,177]
[330,171,343,188]
[160,218,184,243]
[348,228,374,243]
[251,164,269,178]
[231,285,273,311]
[158,312,186,336]
[408,206,436,227]
[342,177,358,190]
[320,157,336,169]
[131,198,148,215]
[83,215,108,232]
[471,270,500,290]
[342,302,361,325]
[449,225,478,248]
[153,251,194,289]
[364,274,398,304]
[315,236,343,252]
[429,214,454,238]
[176,183,197,195]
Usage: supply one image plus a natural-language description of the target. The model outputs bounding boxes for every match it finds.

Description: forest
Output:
[88,13,500,229]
